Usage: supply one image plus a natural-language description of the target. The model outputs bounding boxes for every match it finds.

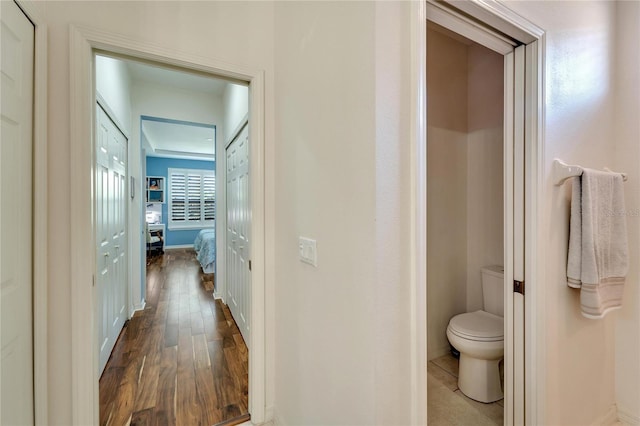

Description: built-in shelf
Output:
[146,176,165,203]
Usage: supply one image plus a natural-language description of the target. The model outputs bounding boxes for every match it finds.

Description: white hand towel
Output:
[566,169,628,319]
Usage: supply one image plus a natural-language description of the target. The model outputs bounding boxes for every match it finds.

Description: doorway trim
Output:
[412,1,545,424]
[13,1,48,423]
[69,25,268,425]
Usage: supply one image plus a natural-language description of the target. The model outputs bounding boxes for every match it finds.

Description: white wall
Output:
[95,55,132,134]
[132,81,223,136]
[505,2,620,424]
[466,44,504,313]
[222,83,248,143]
[35,2,275,423]
[614,1,640,422]
[274,2,412,424]
[426,27,469,360]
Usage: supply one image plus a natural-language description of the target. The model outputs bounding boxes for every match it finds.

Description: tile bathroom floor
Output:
[428,354,504,426]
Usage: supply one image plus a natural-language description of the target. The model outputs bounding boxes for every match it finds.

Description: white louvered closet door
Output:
[226,123,250,347]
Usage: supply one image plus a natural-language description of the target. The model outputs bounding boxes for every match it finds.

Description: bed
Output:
[194,228,216,273]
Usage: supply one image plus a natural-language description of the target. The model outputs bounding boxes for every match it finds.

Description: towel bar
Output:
[553,159,627,186]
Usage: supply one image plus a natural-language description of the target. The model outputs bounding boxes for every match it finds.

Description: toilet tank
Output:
[482,265,504,317]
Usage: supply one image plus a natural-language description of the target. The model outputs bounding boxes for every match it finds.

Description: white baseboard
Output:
[592,404,619,426]
[134,300,146,312]
[165,244,194,249]
[618,404,640,425]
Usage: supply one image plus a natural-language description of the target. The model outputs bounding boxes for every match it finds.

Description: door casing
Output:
[69,25,268,425]
[412,1,545,424]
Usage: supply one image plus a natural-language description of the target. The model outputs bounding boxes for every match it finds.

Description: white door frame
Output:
[69,25,267,425]
[11,1,48,424]
[411,1,545,424]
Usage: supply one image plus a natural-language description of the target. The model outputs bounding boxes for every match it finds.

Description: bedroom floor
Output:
[99,248,249,426]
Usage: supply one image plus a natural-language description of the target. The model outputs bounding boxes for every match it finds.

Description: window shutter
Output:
[168,168,215,229]
[187,173,202,221]
[203,174,216,221]
[170,172,186,223]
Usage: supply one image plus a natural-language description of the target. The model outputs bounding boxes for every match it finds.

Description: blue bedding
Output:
[194,229,215,268]
[194,229,215,252]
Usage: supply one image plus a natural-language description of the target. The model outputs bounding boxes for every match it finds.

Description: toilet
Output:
[446,265,504,403]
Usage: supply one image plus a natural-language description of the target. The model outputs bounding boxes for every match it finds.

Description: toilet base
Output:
[458,354,503,403]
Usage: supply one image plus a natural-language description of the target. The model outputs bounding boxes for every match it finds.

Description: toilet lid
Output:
[449,310,503,341]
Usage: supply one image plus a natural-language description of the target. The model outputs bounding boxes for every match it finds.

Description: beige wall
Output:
[426,28,469,359]
[273,1,413,424]
[426,28,503,357]
[505,1,620,424]
[35,2,275,423]
[614,1,640,421]
[25,0,639,424]
[466,44,504,313]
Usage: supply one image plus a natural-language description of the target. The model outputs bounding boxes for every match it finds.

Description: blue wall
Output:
[146,157,215,247]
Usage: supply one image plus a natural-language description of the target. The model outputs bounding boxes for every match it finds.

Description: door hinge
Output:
[249,260,252,271]
[514,280,525,295]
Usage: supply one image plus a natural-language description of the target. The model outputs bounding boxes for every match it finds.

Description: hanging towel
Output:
[566,169,628,319]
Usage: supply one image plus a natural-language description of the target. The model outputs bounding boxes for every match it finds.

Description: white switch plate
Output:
[299,237,317,267]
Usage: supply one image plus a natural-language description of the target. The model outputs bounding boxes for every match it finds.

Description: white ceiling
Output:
[123,58,230,158]
[141,119,215,158]
[127,60,227,96]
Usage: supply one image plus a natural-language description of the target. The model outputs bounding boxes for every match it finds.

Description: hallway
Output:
[99,249,249,426]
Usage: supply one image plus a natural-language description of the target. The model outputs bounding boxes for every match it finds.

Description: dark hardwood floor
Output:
[100,249,249,426]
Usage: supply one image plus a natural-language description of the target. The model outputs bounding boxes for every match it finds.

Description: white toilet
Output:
[446,265,504,403]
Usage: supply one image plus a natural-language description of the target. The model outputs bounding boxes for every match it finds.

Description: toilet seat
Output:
[448,310,503,342]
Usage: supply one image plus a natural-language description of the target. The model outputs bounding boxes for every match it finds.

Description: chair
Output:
[146,223,164,256]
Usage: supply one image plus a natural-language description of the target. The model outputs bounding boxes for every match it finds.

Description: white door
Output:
[226,123,250,346]
[0,1,35,423]
[97,104,128,375]
[504,44,526,425]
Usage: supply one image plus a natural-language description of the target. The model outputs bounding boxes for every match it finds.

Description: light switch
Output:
[299,237,317,267]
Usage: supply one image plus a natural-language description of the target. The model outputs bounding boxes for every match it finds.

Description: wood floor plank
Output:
[195,361,220,425]
[164,323,179,348]
[107,350,143,426]
[193,334,212,370]
[134,326,163,411]
[100,249,248,426]
[224,346,247,395]
[130,407,155,426]
[154,346,177,426]
[176,333,203,425]
[209,340,237,409]
[204,315,222,342]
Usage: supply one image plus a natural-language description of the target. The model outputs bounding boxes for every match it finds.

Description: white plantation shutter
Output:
[170,172,186,223]
[203,174,216,221]
[168,168,215,229]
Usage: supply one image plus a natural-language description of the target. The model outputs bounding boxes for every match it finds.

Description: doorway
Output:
[418,2,545,424]
[426,21,506,425]
[94,54,252,424]
[70,25,267,425]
